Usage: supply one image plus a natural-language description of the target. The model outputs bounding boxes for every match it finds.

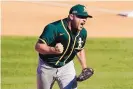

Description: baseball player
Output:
[35,4,93,89]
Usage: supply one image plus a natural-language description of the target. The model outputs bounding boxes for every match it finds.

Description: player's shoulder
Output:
[50,19,62,26]
[45,19,62,29]
[44,21,58,31]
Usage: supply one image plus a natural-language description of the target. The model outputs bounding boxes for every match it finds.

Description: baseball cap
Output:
[69,4,93,18]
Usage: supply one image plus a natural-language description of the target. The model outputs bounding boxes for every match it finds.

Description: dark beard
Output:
[71,27,78,35]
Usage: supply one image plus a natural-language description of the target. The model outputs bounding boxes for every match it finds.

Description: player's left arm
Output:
[76,29,94,82]
[76,49,94,82]
[76,49,87,69]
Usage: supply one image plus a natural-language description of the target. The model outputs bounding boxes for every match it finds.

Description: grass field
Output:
[1,36,133,89]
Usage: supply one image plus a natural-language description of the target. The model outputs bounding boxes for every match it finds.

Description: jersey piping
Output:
[55,19,71,65]
[63,31,80,64]
[39,38,47,44]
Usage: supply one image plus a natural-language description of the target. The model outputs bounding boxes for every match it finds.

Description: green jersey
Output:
[39,18,87,68]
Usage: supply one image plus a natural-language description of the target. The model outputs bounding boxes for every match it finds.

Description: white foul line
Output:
[29,1,133,16]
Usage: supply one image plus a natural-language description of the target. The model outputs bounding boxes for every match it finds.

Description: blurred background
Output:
[1,1,133,89]
[1,1,133,37]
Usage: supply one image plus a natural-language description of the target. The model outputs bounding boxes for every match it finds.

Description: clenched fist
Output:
[55,43,64,53]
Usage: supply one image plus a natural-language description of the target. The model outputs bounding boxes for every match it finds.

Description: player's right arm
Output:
[35,41,63,54]
[35,24,63,54]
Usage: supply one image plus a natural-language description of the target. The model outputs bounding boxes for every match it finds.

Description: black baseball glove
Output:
[77,68,94,82]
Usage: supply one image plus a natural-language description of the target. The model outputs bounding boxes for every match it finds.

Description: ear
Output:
[69,14,74,20]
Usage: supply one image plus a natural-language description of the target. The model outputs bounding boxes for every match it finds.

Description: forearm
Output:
[76,49,87,69]
[35,43,57,54]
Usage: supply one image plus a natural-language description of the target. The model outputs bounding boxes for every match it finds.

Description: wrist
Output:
[49,47,61,54]
[82,65,87,70]
[49,47,56,53]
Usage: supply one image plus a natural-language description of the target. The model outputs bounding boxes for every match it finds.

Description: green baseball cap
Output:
[69,4,93,18]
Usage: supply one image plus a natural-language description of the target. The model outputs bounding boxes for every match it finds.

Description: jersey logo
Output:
[59,33,65,36]
[75,37,83,50]
[83,7,87,13]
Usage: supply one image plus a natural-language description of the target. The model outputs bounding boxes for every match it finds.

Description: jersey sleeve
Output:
[81,28,87,48]
[39,24,57,45]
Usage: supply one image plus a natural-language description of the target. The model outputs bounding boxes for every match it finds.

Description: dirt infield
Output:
[1,1,133,37]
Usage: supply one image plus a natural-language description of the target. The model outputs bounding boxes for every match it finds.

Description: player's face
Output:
[72,15,87,31]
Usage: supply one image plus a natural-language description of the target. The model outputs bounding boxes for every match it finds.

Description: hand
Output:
[77,68,94,82]
[55,43,64,53]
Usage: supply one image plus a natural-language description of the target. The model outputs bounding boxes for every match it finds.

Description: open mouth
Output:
[79,23,84,29]
[81,23,85,26]
[80,23,85,28]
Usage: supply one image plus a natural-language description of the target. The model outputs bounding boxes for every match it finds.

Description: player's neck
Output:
[66,18,79,35]
[67,18,72,31]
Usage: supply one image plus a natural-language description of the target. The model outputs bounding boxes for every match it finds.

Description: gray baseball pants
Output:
[37,58,77,89]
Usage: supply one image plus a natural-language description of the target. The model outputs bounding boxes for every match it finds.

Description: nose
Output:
[83,18,87,23]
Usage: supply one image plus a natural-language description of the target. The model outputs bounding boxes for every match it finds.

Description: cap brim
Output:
[87,15,93,18]
[76,13,93,18]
